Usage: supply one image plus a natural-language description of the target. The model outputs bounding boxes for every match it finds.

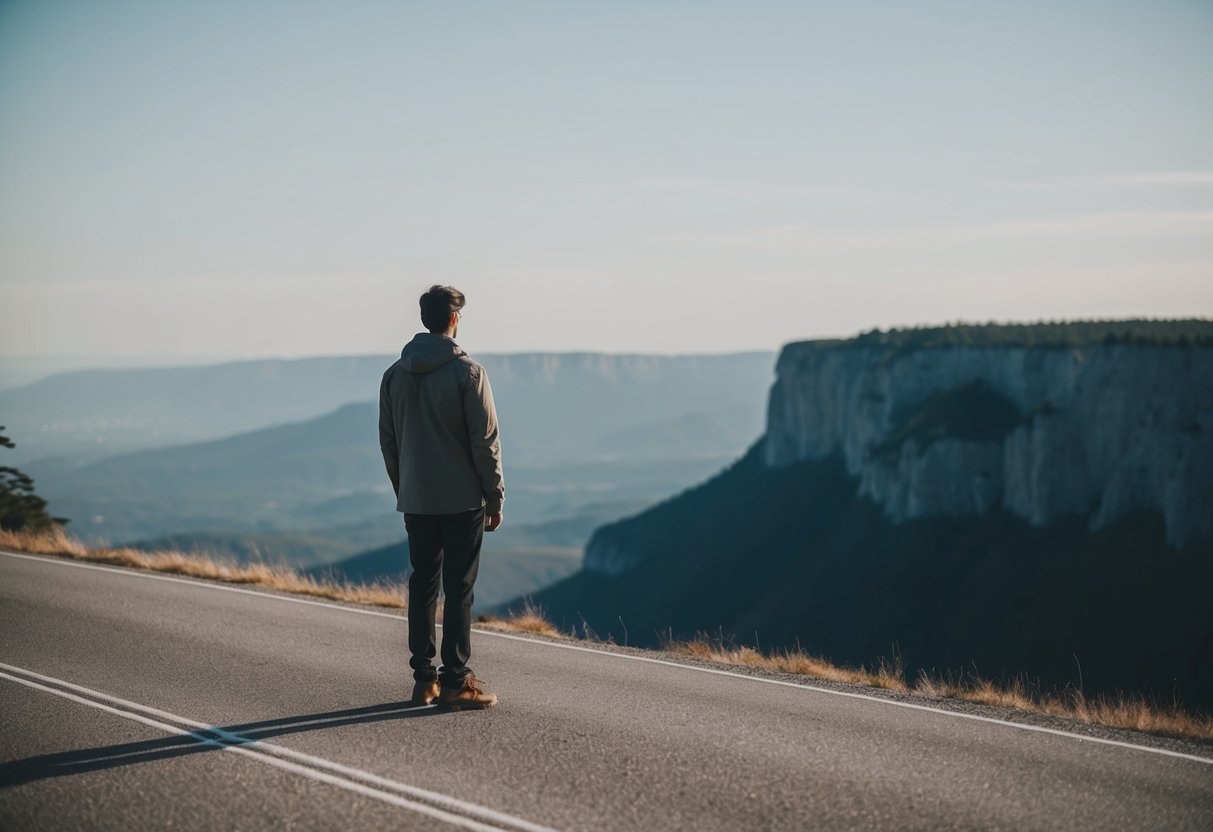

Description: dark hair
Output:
[419,285,466,333]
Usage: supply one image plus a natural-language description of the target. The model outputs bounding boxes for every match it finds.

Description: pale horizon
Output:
[2,1,1211,361]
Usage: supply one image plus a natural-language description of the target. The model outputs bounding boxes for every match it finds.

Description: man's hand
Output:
[485,511,503,532]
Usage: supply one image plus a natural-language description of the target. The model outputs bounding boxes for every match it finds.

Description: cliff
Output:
[531,321,1213,706]
[764,341,1213,548]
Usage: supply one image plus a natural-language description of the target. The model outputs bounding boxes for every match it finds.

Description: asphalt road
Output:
[1,550,1210,831]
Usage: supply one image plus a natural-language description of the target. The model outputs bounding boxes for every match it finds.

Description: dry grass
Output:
[476,600,562,637]
[667,634,1213,742]
[5,527,1211,742]
[0,526,406,608]
[673,637,909,691]
[1036,686,1213,741]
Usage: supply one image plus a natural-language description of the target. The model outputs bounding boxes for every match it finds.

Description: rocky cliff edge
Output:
[764,341,1212,547]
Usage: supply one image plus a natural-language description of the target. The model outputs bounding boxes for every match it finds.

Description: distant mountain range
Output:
[0,350,773,466]
[515,319,1213,708]
[0,356,392,465]
[17,350,775,590]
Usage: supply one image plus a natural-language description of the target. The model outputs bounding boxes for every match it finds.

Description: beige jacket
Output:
[379,333,505,515]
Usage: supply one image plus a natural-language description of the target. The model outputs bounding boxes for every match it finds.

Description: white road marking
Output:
[4,549,1211,766]
[0,662,557,832]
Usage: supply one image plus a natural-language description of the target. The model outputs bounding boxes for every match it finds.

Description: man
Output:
[379,285,505,710]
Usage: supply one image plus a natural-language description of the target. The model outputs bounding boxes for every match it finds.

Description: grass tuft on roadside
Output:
[664,633,1213,742]
[670,636,910,691]
[4,527,1211,742]
[476,600,561,637]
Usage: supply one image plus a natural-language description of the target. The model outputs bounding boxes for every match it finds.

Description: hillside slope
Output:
[524,441,1213,706]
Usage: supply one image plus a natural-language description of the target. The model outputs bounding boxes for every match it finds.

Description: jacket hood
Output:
[399,332,467,374]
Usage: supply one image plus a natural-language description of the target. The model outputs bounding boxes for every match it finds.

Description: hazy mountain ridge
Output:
[0,356,392,464]
[19,352,773,582]
[31,401,739,547]
[1,349,772,465]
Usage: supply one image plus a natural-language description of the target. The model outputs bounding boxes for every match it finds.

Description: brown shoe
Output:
[437,675,497,710]
[410,680,440,705]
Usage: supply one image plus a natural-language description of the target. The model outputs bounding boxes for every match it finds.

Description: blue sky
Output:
[1,0,1210,361]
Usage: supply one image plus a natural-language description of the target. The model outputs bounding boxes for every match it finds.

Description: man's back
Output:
[387,285,501,710]
[379,331,505,516]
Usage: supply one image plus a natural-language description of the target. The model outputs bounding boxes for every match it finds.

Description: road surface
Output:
[1,550,1210,830]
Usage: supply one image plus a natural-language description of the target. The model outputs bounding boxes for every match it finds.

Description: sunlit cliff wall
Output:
[764,342,1212,548]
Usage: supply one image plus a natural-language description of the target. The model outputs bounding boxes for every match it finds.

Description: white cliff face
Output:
[764,343,1213,547]
[861,438,1004,519]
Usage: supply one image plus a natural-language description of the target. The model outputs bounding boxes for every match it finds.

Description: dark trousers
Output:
[404,507,484,688]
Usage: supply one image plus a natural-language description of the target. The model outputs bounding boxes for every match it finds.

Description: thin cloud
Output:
[592,177,876,200]
[669,210,1213,251]
[995,171,1213,189]
[1092,171,1213,186]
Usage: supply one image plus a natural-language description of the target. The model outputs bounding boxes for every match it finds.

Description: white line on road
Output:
[5,549,1211,766]
[0,662,557,832]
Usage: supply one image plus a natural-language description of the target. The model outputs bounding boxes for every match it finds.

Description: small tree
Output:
[0,427,69,532]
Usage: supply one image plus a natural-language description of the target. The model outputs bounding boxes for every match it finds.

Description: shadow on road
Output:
[0,700,447,787]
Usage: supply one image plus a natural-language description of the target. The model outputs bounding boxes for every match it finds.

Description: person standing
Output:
[379,285,504,709]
